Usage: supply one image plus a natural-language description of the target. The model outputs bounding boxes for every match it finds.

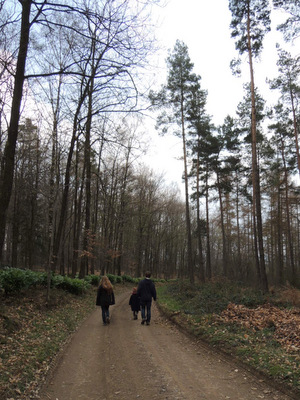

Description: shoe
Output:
[134,315,138,320]
[106,317,110,324]
[146,321,150,325]
[141,319,146,325]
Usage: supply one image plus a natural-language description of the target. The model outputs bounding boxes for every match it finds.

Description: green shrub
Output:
[121,274,135,283]
[0,268,130,296]
[153,278,166,283]
[0,268,41,294]
[106,274,117,284]
[70,278,90,295]
[0,268,93,296]
[51,274,65,287]
[49,275,91,295]
[84,274,100,286]
[37,272,49,286]
[58,277,90,295]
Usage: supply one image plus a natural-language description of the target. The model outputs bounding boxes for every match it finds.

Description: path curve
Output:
[40,289,296,400]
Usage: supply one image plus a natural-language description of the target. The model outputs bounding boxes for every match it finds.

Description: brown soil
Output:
[39,290,296,400]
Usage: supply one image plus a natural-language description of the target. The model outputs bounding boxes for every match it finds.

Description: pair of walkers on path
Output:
[130,272,157,325]
[96,272,156,326]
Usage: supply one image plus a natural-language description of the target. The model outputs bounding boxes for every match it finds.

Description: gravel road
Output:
[40,289,296,400]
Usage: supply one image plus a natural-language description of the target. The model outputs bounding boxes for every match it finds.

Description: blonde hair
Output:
[100,275,113,293]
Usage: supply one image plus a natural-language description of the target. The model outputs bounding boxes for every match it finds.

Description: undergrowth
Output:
[156,280,300,396]
[0,287,98,399]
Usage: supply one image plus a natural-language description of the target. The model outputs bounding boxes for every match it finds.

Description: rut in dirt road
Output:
[40,289,296,400]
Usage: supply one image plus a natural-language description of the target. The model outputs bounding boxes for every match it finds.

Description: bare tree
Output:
[0,0,159,263]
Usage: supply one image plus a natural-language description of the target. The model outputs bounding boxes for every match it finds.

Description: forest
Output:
[0,0,299,291]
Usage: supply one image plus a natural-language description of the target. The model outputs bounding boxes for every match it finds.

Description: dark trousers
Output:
[101,305,109,323]
[141,301,151,322]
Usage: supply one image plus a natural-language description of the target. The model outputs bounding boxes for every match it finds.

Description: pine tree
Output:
[150,40,201,284]
[229,0,271,291]
[269,48,300,177]
[187,83,209,282]
[269,103,298,285]
[273,0,300,42]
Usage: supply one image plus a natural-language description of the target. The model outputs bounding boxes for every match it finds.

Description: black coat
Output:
[96,286,115,307]
[129,293,140,311]
[137,278,156,305]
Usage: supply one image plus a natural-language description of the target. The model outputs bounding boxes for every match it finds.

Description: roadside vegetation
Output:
[1,269,299,399]
[156,280,300,396]
[0,269,167,399]
[0,270,144,400]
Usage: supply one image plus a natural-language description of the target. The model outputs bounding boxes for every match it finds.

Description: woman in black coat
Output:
[96,276,115,325]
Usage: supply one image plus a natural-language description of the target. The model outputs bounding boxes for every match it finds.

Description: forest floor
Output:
[37,288,298,400]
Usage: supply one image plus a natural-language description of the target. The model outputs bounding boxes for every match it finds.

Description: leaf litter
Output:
[217,303,300,353]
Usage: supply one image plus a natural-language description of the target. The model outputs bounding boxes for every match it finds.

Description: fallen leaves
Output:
[0,287,97,400]
[158,282,300,395]
[217,303,300,352]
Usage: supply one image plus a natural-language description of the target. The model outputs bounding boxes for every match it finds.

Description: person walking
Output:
[129,287,140,320]
[137,271,156,325]
[96,276,115,325]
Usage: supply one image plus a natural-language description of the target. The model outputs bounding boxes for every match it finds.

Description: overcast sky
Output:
[142,0,296,194]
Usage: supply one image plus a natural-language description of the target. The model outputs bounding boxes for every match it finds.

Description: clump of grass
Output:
[156,285,182,313]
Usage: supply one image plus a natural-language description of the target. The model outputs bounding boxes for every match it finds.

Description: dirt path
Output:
[40,289,296,400]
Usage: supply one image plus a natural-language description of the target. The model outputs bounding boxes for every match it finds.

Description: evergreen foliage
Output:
[0,268,91,295]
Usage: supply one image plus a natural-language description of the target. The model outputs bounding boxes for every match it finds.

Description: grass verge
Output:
[156,280,300,397]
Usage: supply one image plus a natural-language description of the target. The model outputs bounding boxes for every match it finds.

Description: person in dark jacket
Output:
[129,287,140,320]
[137,271,156,325]
[96,276,115,325]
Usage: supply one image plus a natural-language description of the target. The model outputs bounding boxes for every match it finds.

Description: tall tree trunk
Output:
[115,148,131,276]
[205,169,212,279]
[72,153,85,277]
[290,85,300,177]
[216,171,228,277]
[11,186,19,268]
[52,80,89,271]
[276,177,284,284]
[46,73,62,300]
[0,0,32,260]
[79,78,94,278]
[28,135,39,269]
[196,147,205,282]
[280,137,296,284]
[91,136,105,275]
[181,95,194,284]
[235,171,242,277]
[247,8,268,292]
[136,209,143,278]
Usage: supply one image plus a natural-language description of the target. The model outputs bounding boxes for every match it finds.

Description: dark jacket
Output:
[137,278,156,304]
[96,286,115,307]
[129,293,140,311]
